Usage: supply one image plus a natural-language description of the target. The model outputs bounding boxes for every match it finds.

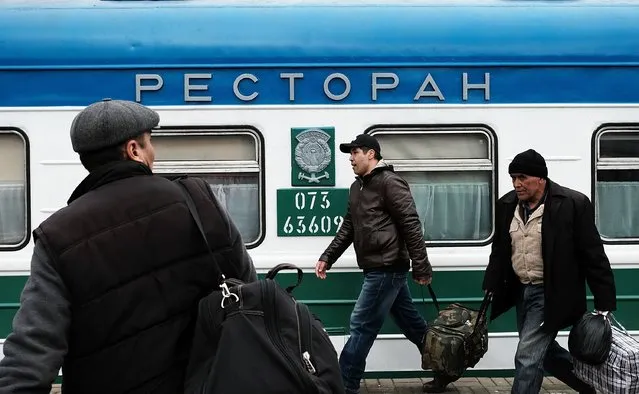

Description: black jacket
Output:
[30,161,256,394]
[320,163,431,281]
[482,179,616,332]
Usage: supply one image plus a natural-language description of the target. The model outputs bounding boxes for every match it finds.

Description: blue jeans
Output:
[512,284,595,394]
[339,270,427,393]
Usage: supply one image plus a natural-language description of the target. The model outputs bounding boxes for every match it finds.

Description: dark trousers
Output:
[512,284,595,394]
[339,270,427,393]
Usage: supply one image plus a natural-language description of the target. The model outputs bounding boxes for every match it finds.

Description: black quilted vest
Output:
[33,164,240,394]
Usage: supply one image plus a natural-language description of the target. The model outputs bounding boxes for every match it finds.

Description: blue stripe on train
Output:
[2,1,639,106]
[0,67,638,106]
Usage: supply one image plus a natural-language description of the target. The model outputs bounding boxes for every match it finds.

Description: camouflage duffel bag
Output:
[421,288,492,378]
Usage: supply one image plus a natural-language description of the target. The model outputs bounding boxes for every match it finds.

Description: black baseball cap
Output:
[339,134,382,157]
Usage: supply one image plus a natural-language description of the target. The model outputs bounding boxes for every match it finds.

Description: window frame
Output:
[365,124,497,247]
[0,127,31,251]
[592,123,639,244]
[152,125,265,248]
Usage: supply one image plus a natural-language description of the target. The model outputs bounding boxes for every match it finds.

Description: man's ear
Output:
[124,139,142,162]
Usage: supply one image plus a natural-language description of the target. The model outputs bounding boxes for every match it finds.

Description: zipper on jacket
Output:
[262,281,318,393]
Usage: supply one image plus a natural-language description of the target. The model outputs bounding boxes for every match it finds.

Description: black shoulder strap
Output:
[175,179,224,284]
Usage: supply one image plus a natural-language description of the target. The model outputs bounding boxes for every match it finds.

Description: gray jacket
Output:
[0,242,69,394]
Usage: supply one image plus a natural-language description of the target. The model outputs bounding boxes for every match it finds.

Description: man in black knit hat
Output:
[482,149,616,394]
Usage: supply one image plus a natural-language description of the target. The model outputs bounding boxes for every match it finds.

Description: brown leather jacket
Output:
[319,163,432,281]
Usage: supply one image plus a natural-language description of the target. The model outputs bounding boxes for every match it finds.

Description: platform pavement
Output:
[358,377,578,393]
[50,377,579,393]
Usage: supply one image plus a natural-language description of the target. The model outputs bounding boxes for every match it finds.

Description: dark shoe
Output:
[422,375,455,393]
[422,380,447,393]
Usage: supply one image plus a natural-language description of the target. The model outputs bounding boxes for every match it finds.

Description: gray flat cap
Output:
[70,98,160,153]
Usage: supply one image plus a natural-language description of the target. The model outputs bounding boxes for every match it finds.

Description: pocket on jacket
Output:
[357,228,379,253]
[377,228,395,250]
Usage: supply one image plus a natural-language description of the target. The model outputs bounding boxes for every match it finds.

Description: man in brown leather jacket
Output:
[315,134,433,394]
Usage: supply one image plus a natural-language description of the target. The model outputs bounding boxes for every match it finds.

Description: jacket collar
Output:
[68,160,153,204]
[356,160,394,183]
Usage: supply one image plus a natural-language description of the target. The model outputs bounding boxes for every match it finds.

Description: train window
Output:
[0,130,28,248]
[152,128,263,246]
[594,126,639,241]
[368,126,495,244]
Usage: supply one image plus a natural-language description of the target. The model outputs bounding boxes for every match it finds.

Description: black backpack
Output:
[177,180,345,394]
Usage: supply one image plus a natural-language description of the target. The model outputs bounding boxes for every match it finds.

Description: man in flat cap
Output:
[0,99,256,394]
[482,149,617,394]
[315,134,435,394]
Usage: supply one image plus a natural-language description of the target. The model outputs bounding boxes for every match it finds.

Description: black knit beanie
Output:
[508,149,548,179]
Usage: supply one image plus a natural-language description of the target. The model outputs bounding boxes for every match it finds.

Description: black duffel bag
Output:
[177,180,344,394]
[568,311,613,365]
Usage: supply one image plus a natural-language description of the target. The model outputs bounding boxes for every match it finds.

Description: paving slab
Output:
[50,377,580,393]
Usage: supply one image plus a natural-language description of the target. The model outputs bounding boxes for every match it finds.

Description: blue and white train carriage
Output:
[1,0,638,377]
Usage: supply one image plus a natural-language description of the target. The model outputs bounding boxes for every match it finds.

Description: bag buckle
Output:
[219,275,239,308]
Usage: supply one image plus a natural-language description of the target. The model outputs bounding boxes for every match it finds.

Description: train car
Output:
[1,0,638,378]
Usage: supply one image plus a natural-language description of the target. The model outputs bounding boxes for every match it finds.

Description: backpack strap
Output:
[175,178,238,307]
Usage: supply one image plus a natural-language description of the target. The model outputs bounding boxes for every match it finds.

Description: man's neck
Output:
[526,197,540,209]
[362,160,380,177]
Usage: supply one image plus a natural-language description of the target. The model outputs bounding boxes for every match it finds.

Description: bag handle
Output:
[175,179,238,307]
[426,284,440,312]
[607,312,629,336]
[475,291,493,327]
[420,284,440,312]
[425,285,492,325]
[266,263,304,293]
